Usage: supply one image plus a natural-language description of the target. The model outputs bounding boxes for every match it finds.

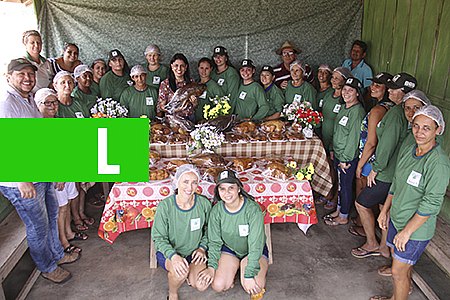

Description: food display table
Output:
[150,137,332,197]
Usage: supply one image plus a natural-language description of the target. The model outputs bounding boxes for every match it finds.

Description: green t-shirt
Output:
[371,105,408,183]
[144,64,168,90]
[207,198,266,278]
[317,87,333,112]
[390,143,450,240]
[233,81,270,120]
[265,83,285,116]
[56,99,90,118]
[152,194,211,259]
[284,81,317,106]
[119,85,158,119]
[211,66,240,99]
[333,103,365,162]
[71,86,99,112]
[91,81,100,97]
[99,71,131,101]
[321,91,342,151]
[194,79,225,122]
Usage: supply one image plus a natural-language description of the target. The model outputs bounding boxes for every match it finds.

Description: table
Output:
[98,169,318,267]
[150,137,332,197]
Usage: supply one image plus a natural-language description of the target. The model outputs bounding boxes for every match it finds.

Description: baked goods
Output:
[149,151,160,165]
[266,162,290,180]
[151,134,168,144]
[225,132,248,143]
[204,167,227,182]
[232,121,256,134]
[231,158,255,172]
[166,159,189,171]
[248,132,268,141]
[168,133,190,144]
[151,123,171,135]
[260,120,285,133]
[149,168,169,180]
[189,153,225,168]
[268,132,284,141]
[285,130,304,140]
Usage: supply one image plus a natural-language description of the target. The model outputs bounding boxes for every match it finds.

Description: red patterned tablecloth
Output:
[98,168,318,244]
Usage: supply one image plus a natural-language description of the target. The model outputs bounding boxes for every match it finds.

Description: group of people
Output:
[0,28,449,300]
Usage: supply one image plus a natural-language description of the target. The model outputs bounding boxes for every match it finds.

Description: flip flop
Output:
[351,246,381,258]
[82,217,95,226]
[324,200,337,210]
[64,244,82,254]
[348,225,366,237]
[324,218,348,226]
[68,231,89,242]
[370,296,389,300]
[73,222,88,231]
[377,265,392,277]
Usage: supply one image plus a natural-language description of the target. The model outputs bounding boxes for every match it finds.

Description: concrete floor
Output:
[26,200,430,300]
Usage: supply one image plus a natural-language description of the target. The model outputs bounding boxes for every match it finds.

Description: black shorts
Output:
[356,179,391,208]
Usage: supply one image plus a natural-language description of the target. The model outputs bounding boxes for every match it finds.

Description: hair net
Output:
[144,44,161,56]
[333,67,352,80]
[130,65,146,77]
[173,164,201,189]
[413,105,445,135]
[402,90,431,106]
[34,88,57,105]
[289,60,305,73]
[53,70,73,84]
[318,64,332,73]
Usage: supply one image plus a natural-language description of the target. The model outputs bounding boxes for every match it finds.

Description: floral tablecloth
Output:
[98,168,317,244]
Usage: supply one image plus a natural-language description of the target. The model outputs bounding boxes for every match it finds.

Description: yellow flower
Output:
[295,172,305,180]
[288,161,297,169]
[305,174,312,181]
[308,163,314,173]
[140,115,148,118]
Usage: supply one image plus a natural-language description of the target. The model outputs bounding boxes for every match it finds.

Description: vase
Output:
[302,127,313,139]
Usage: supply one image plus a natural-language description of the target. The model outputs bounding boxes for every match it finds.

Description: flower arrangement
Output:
[286,160,315,181]
[282,100,322,128]
[187,125,225,154]
[91,98,128,118]
[203,95,232,120]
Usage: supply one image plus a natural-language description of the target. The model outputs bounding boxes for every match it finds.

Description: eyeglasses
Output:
[42,100,58,107]
[282,51,295,57]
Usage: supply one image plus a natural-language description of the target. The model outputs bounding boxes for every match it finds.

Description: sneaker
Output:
[57,251,81,265]
[41,266,72,283]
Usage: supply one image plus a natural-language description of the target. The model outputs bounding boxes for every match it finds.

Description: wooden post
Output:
[264,224,273,265]
[149,235,157,269]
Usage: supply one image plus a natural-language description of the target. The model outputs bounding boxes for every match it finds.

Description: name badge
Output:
[199,91,207,99]
[217,78,225,86]
[377,121,382,128]
[339,116,348,126]
[75,112,84,118]
[239,224,249,237]
[333,104,341,113]
[190,218,201,231]
[294,94,302,102]
[319,99,324,108]
[152,76,161,85]
[239,91,247,100]
[407,171,422,187]
[146,97,154,106]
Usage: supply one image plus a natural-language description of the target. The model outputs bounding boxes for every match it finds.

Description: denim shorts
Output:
[356,180,391,208]
[156,251,193,271]
[386,220,430,265]
[221,244,269,261]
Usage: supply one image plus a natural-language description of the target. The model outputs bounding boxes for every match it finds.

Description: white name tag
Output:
[333,104,341,113]
[294,94,302,102]
[377,121,382,128]
[190,218,201,231]
[319,99,324,108]
[339,116,348,126]
[217,78,225,86]
[146,97,154,106]
[199,91,207,99]
[239,91,247,100]
[152,76,160,85]
[407,171,422,187]
[75,112,84,118]
[239,224,249,237]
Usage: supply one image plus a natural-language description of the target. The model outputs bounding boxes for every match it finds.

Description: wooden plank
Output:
[424,217,450,276]
[377,0,396,73]
[402,0,426,75]
[367,0,387,72]
[388,0,410,73]
[411,270,440,300]
[0,285,5,300]
[264,224,273,265]
[149,236,157,269]
[16,268,40,300]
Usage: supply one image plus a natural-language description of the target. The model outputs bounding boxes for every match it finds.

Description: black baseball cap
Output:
[386,72,417,93]
[8,58,37,73]
[213,46,227,56]
[369,72,393,85]
[240,59,255,69]
[108,49,124,61]
[261,65,274,75]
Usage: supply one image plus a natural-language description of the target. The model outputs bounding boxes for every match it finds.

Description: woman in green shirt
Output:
[284,60,317,106]
[260,65,285,120]
[152,165,212,299]
[200,170,268,298]
[373,106,449,300]
[99,49,131,101]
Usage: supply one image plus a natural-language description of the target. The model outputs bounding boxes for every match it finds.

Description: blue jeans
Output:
[0,183,64,273]
[335,158,358,218]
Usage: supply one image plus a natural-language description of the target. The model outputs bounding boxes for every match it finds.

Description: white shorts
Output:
[54,182,79,207]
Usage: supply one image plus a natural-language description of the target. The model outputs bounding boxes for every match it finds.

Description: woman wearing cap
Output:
[53,71,89,118]
[72,65,99,111]
[372,106,449,300]
[152,165,212,299]
[143,44,168,90]
[211,46,240,98]
[21,30,53,92]
[34,88,87,254]
[201,170,268,298]
[195,57,225,122]
[284,61,317,107]
[316,64,333,111]
[233,59,270,121]
[90,59,107,93]
[260,65,285,120]
[99,49,131,101]
[120,65,158,119]
[49,43,82,75]
[325,77,365,226]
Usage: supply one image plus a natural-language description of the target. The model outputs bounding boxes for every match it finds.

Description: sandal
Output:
[73,221,88,231]
[377,265,392,277]
[348,225,366,237]
[324,200,337,210]
[351,246,381,258]
[315,196,327,205]
[82,217,95,226]
[64,244,82,254]
[324,217,348,226]
[68,231,89,242]
[370,296,389,300]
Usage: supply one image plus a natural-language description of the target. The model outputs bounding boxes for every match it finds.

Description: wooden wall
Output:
[362,0,450,221]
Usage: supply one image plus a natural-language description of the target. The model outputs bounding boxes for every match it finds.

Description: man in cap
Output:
[72,64,99,111]
[273,41,300,89]
[120,65,158,119]
[342,40,373,89]
[233,59,270,121]
[210,46,240,98]
[143,44,168,90]
[0,59,80,283]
